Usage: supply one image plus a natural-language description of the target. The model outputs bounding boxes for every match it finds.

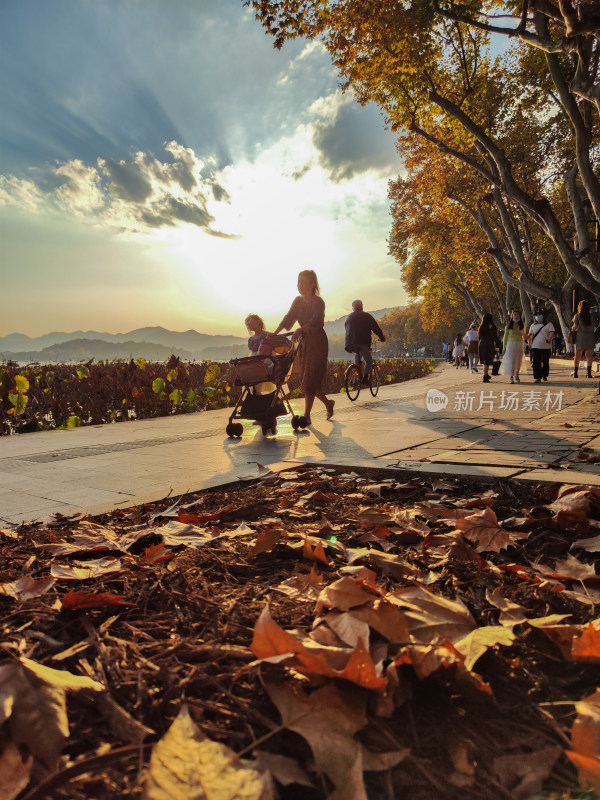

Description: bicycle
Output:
[344,348,380,401]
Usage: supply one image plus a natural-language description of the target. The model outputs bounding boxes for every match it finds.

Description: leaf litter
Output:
[3,466,600,798]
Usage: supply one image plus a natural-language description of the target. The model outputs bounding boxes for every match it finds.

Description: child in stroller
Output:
[226,326,308,437]
[245,313,269,354]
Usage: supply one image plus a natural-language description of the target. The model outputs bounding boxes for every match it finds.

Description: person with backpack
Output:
[528,310,555,383]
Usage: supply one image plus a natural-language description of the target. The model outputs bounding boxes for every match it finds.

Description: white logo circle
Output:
[426,388,449,412]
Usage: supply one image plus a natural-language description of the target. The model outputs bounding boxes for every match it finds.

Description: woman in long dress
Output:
[273,270,334,425]
[500,310,525,384]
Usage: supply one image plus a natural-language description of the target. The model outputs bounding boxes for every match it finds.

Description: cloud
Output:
[0,141,237,237]
[310,93,399,181]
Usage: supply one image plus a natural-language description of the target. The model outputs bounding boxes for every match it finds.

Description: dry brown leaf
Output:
[0,739,33,800]
[323,612,371,649]
[356,508,396,528]
[571,690,600,760]
[255,751,313,788]
[549,488,592,515]
[454,507,512,553]
[302,537,330,565]
[572,623,600,663]
[572,534,600,553]
[454,625,516,671]
[565,750,600,792]
[531,621,585,659]
[485,588,528,626]
[264,680,368,800]
[273,572,323,603]
[338,565,378,583]
[366,551,420,580]
[249,528,282,557]
[553,510,590,532]
[348,599,411,642]
[315,576,376,614]
[50,557,122,580]
[155,521,221,547]
[0,658,102,772]
[0,576,56,601]
[388,585,476,644]
[492,746,562,799]
[142,704,267,800]
[534,554,597,583]
[251,606,387,689]
[448,741,476,787]
[394,641,464,679]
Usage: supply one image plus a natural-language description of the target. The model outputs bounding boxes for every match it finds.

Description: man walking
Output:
[345,300,385,384]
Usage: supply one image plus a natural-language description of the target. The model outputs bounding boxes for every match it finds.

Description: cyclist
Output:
[344,300,385,385]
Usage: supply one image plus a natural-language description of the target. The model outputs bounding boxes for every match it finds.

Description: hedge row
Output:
[1,355,436,434]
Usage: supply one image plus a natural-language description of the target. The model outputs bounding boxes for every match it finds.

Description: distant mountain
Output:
[0,327,246,354]
[1,311,399,363]
[1,339,196,363]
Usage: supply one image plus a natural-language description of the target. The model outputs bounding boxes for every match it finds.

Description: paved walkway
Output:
[2,358,600,526]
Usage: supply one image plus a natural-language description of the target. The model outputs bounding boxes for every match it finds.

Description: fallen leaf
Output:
[549,488,592,515]
[356,508,396,528]
[249,528,282,557]
[493,746,562,799]
[454,507,512,553]
[140,543,173,564]
[0,576,56,601]
[572,623,600,663]
[485,588,528,626]
[0,658,102,772]
[50,557,122,580]
[389,585,476,644]
[251,606,386,689]
[454,626,516,671]
[571,690,600,760]
[572,534,600,553]
[0,740,33,800]
[154,521,221,548]
[60,591,133,611]
[323,612,371,649]
[264,680,368,800]
[302,537,330,565]
[315,577,375,614]
[255,751,314,788]
[565,750,600,792]
[143,704,265,800]
[347,599,411,642]
[534,554,597,583]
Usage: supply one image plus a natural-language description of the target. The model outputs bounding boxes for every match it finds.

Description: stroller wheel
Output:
[234,423,244,437]
[298,415,309,428]
[226,423,236,437]
[291,415,302,430]
[262,421,276,436]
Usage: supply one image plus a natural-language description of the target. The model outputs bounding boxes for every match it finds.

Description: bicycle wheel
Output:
[345,364,361,401]
[369,365,379,396]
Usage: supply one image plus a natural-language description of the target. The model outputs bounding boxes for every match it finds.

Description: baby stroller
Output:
[226,332,309,437]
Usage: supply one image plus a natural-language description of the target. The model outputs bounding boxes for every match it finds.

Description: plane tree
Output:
[248,0,600,321]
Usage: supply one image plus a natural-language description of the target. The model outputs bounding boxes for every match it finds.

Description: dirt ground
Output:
[2,464,600,800]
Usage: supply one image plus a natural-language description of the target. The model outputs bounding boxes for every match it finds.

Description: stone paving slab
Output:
[2,358,600,525]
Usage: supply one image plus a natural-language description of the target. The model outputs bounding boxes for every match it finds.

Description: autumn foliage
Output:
[4,466,600,797]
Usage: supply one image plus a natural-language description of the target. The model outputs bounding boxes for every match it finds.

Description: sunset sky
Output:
[0,0,407,338]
